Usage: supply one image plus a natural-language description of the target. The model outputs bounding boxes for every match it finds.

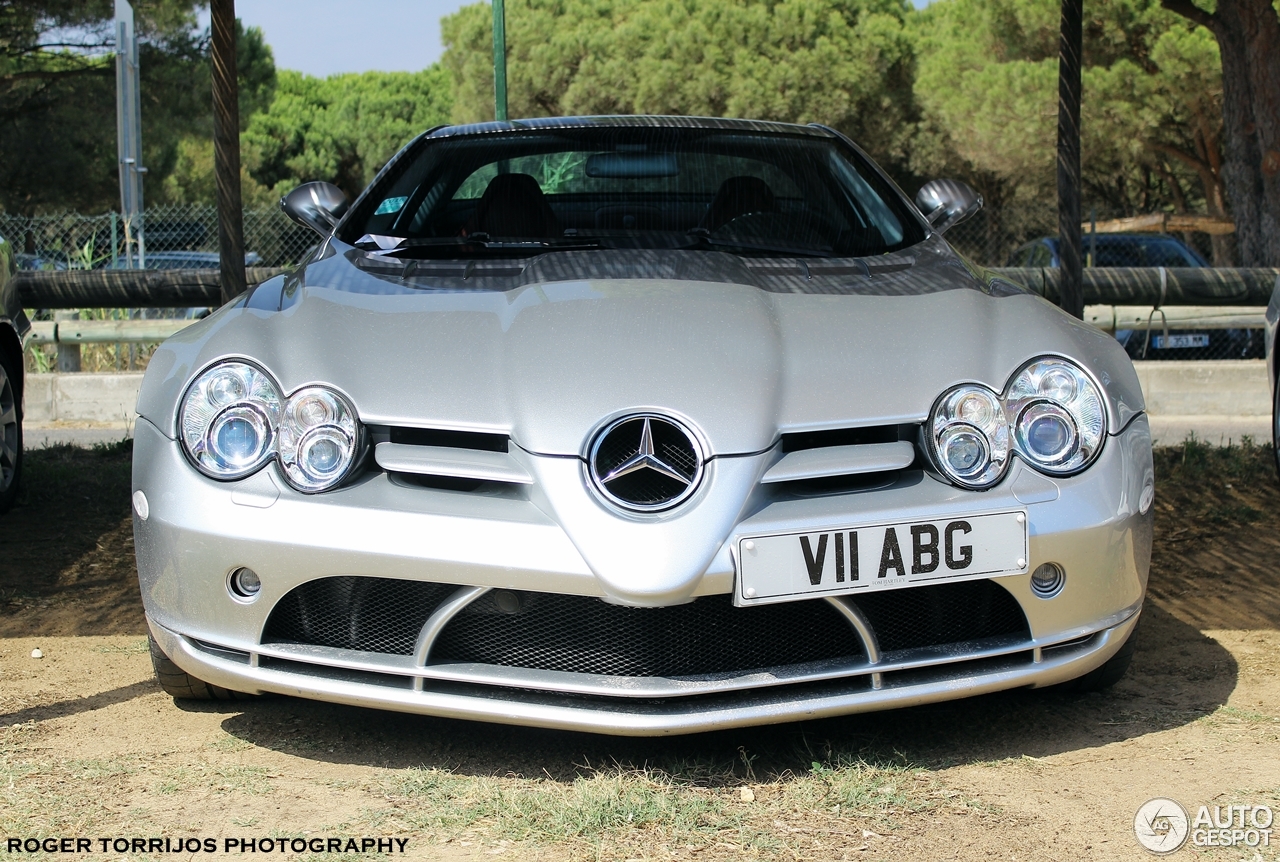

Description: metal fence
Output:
[0,204,316,271]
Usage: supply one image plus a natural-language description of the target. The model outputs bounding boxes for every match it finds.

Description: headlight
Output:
[1005,358,1105,474]
[180,361,282,479]
[928,385,1010,488]
[277,386,360,492]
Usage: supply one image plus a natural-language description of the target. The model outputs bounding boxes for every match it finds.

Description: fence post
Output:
[54,311,81,372]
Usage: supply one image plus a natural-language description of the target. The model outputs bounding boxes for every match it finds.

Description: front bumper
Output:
[134,413,1153,735]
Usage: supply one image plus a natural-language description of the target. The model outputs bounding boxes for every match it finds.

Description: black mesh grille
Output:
[851,578,1029,653]
[433,592,862,677]
[263,577,457,655]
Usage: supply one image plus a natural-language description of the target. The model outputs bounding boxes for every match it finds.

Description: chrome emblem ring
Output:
[588,414,704,512]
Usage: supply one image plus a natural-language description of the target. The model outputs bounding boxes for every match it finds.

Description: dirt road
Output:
[1,441,1277,861]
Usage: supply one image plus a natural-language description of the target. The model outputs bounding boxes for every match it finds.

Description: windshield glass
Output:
[340,126,926,258]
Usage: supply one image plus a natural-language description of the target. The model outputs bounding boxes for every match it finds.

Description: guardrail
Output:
[22,303,1269,346]
[13,267,287,309]
[990,267,1280,306]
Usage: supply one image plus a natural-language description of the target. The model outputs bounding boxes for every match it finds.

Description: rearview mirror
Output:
[281,182,349,237]
[915,179,982,235]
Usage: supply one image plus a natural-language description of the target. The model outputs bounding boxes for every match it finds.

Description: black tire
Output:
[1056,622,1139,693]
[1273,362,1280,481]
[148,633,251,700]
[0,345,22,515]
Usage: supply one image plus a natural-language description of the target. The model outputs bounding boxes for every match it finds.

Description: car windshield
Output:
[339,126,926,258]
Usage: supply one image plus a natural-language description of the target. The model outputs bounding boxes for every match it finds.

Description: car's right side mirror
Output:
[915,179,983,235]
[281,181,350,237]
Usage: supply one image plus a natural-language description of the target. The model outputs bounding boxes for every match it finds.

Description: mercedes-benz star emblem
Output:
[589,414,704,511]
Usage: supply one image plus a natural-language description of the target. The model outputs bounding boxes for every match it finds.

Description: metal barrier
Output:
[14,267,286,309]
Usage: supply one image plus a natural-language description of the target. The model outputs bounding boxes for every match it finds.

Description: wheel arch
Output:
[0,322,22,417]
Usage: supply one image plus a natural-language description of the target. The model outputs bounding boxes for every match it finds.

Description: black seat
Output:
[468,173,562,238]
[698,176,775,232]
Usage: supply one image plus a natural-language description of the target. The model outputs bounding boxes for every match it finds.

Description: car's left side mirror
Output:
[915,179,983,235]
[281,181,350,237]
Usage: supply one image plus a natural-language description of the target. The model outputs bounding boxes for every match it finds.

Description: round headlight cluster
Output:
[278,387,359,492]
[1005,358,1105,473]
[179,361,361,492]
[928,357,1107,489]
[928,385,1010,488]
[180,362,281,479]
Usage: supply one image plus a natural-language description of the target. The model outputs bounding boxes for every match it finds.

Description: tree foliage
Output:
[0,2,276,216]
[240,67,452,202]
[442,0,919,178]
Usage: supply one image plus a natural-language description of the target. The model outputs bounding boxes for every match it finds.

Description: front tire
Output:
[1056,621,1139,693]
[0,346,22,514]
[148,633,251,701]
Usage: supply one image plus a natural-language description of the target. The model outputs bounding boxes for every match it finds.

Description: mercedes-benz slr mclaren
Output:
[133,116,1154,734]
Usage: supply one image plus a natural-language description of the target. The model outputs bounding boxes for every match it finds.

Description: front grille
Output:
[263,577,457,655]
[432,591,862,677]
[852,578,1029,653]
[260,576,1030,683]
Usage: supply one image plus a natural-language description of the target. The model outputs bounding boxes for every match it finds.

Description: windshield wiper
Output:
[355,234,602,255]
[681,229,834,259]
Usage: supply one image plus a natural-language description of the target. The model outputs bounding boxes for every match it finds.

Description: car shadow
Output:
[216,602,1235,782]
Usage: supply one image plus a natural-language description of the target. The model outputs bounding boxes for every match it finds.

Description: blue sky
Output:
[221,1,475,77]
[214,0,933,77]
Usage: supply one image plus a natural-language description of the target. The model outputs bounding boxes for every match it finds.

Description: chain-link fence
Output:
[0,204,315,272]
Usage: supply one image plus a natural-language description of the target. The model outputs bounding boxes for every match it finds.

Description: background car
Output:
[1006,233,1209,268]
[104,250,262,269]
[0,230,26,513]
[1007,233,1259,361]
[134,116,1153,734]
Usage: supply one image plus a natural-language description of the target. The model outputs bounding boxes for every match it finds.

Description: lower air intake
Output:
[433,592,863,677]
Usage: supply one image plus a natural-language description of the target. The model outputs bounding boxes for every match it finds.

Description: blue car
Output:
[1006,233,1209,268]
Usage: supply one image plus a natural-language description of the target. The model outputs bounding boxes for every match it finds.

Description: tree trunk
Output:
[1164,0,1280,265]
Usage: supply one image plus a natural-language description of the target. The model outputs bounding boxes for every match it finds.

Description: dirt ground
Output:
[1,440,1278,861]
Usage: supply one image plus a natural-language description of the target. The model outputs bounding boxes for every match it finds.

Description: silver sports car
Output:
[134,116,1154,735]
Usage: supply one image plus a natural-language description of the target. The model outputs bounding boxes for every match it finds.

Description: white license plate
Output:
[736,511,1028,606]
[1152,333,1209,349]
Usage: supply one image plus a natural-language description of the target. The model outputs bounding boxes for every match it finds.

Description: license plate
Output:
[1151,333,1209,349]
[736,511,1028,606]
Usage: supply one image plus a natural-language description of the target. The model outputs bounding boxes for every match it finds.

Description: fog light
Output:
[229,567,261,601]
[1030,562,1065,598]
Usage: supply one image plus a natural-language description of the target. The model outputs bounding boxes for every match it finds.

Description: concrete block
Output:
[24,372,142,426]
[1132,360,1269,418]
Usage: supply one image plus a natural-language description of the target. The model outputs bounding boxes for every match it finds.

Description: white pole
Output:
[115,0,146,269]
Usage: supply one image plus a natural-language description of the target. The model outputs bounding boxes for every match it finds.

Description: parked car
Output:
[105,250,262,269]
[1007,233,1258,361]
[134,116,1154,734]
[0,230,26,513]
[1006,233,1209,268]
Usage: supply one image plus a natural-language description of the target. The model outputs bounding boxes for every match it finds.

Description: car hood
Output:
[137,240,1145,453]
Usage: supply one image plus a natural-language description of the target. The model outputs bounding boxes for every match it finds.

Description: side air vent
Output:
[373,426,528,489]
[389,426,509,452]
[766,425,921,489]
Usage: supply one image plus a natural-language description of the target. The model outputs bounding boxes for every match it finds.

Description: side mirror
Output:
[915,179,983,235]
[281,182,349,237]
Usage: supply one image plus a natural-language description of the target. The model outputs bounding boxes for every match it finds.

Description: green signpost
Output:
[493,0,508,121]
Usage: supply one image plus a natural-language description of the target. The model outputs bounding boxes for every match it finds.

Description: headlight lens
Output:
[180,362,282,479]
[1006,358,1105,473]
[277,386,359,492]
[929,385,1009,488]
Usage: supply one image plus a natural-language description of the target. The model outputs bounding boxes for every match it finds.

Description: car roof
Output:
[426,115,838,140]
